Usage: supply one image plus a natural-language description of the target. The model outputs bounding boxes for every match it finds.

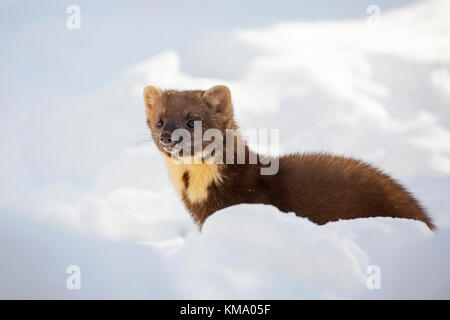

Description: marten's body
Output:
[143,85,435,230]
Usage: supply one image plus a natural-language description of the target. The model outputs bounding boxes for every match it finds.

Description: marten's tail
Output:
[405,196,435,231]
[389,187,435,231]
[418,211,435,231]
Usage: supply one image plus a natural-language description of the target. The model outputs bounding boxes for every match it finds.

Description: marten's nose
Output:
[160,132,172,144]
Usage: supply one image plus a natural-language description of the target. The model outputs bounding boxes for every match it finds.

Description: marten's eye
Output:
[157,119,164,128]
[186,120,195,129]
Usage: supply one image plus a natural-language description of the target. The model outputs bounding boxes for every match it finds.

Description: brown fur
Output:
[143,85,435,230]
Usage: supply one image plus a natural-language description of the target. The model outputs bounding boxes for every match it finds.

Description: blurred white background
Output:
[0,0,449,298]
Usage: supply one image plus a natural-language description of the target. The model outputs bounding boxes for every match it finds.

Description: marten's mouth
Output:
[161,144,178,155]
[160,142,186,158]
[160,142,207,160]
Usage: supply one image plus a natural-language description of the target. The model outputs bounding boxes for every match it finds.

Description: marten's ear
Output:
[143,85,162,110]
[203,85,232,115]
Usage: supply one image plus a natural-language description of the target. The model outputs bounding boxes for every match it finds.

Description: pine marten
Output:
[143,85,435,230]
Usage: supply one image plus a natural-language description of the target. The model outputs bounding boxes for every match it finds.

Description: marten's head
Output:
[143,85,234,157]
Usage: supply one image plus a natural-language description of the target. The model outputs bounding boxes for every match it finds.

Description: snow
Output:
[1,204,448,299]
[0,0,449,298]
